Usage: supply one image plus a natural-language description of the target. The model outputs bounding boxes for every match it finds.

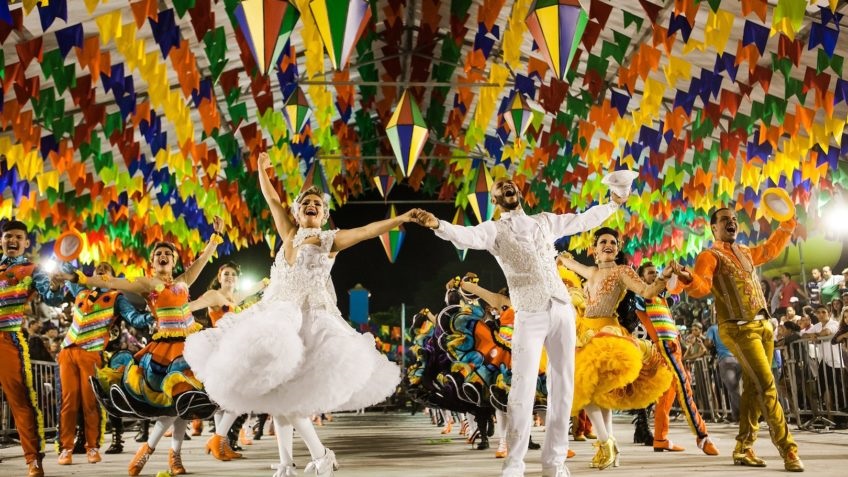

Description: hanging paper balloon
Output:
[379,205,406,263]
[54,230,86,262]
[386,90,429,177]
[233,0,301,75]
[309,0,372,71]
[283,86,312,140]
[302,160,332,198]
[452,208,472,261]
[525,0,588,81]
[467,164,495,224]
[502,91,535,142]
[372,162,396,199]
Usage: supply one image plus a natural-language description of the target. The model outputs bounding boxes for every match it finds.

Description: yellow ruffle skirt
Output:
[573,316,673,411]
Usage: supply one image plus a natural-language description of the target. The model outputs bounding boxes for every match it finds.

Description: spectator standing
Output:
[683,322,708,361]
[704,323,741,423]
[778,273,805,312]
[819,266,844,306]
[770,277,784,315]
[807,268,822,306]
[808,306,846,421]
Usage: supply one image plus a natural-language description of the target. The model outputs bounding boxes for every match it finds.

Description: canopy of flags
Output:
[1,0,848,271]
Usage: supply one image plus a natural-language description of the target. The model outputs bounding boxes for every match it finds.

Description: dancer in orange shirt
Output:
[0,220,66,477]
[57,262,153,466]
[677,207,803,472]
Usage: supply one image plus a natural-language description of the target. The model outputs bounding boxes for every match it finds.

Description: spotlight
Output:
[826,204,848,234]
[239,276,256,290]
[43,259,57,273]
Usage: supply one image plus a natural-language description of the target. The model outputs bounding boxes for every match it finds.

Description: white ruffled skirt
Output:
[184,296,400,416]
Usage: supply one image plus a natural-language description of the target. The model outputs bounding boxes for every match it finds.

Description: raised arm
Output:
[619,264,674,299]
[189,290,229,313]
[545,194,625,237]
[235,277,270,303]
[556,253,596,280]
[177,217,224,287]
[750,219,796,266]
[258,152,296,238]
[54,272,157,295]
[414,209,497,251]
[332,208,418,252]
[460,280,511,310]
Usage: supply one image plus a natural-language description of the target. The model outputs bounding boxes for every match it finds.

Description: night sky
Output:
[189,184,508,318]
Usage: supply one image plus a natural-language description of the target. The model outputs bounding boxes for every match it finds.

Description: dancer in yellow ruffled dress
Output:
[557,227,676,470]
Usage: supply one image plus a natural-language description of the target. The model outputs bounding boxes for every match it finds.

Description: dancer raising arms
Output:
[56,217,225,476]
[676,208,803,472]
[415,178,625,477]
[187,262,268,461]
[557,228,675,470]
[184,151,406,477]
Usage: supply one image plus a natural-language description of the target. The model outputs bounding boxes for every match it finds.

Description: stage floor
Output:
[1,412,845,476]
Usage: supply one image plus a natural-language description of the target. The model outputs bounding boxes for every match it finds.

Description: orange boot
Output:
[223,438,243,460]
[205,434,232,461]
[191,419,203,436]
[128,444,154,476]
[239,427,253,446]
[169,449,187,475]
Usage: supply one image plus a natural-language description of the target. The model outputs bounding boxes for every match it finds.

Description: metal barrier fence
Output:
[684,336,848,432]
[1,360,59,445]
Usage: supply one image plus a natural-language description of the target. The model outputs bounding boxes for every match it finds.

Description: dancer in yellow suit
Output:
[676,207,803,472]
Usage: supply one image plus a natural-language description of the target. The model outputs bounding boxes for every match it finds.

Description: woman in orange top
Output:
[56,217,224,477]
[186,262,268,462]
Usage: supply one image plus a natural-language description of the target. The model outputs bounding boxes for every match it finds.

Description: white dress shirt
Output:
[434,202,619,313]
[810,319,844,368]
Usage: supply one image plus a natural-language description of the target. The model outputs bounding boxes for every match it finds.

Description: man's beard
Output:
[495,196,520,210]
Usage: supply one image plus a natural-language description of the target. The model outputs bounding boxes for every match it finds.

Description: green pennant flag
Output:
[204,27,229,82]
[817,49,844,75]
[622,9,644,32]
[172,0,196,18]
[104,112,124,138]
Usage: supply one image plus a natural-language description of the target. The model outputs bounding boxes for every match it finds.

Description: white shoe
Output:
[271,463,297,476]
[304,448,337,477]
[541,463,570,477]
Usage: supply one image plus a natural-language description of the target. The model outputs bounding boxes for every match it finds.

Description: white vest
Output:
[492,217,570,313]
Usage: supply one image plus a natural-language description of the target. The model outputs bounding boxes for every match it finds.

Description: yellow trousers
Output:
[718,320,797,456]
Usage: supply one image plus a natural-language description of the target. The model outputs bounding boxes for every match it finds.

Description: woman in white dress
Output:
[185,152,408,476]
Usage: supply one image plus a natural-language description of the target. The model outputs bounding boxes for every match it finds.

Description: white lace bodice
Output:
[269,228,339,313]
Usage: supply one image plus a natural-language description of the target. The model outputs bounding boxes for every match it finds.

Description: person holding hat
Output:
[0,220,66,477]
[676,207,803,472]
[55,262,154,467]
[414,179,626,477]
[53,218,225,476]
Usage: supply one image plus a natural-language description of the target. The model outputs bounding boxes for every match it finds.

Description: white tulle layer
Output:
[184,296,400,416]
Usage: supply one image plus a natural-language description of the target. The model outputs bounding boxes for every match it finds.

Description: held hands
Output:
[410,209,440,229]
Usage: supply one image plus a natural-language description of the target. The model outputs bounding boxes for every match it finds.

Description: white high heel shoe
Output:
[272,462,298,477]
[304,448,338,477]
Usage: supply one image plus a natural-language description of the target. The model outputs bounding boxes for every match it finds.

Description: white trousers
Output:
[502,301,576,477]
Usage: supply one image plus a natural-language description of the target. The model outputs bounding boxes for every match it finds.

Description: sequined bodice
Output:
[584,266,630,318]
[271,229,338,312]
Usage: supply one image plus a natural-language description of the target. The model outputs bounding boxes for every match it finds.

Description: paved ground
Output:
[1,412,846,476]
